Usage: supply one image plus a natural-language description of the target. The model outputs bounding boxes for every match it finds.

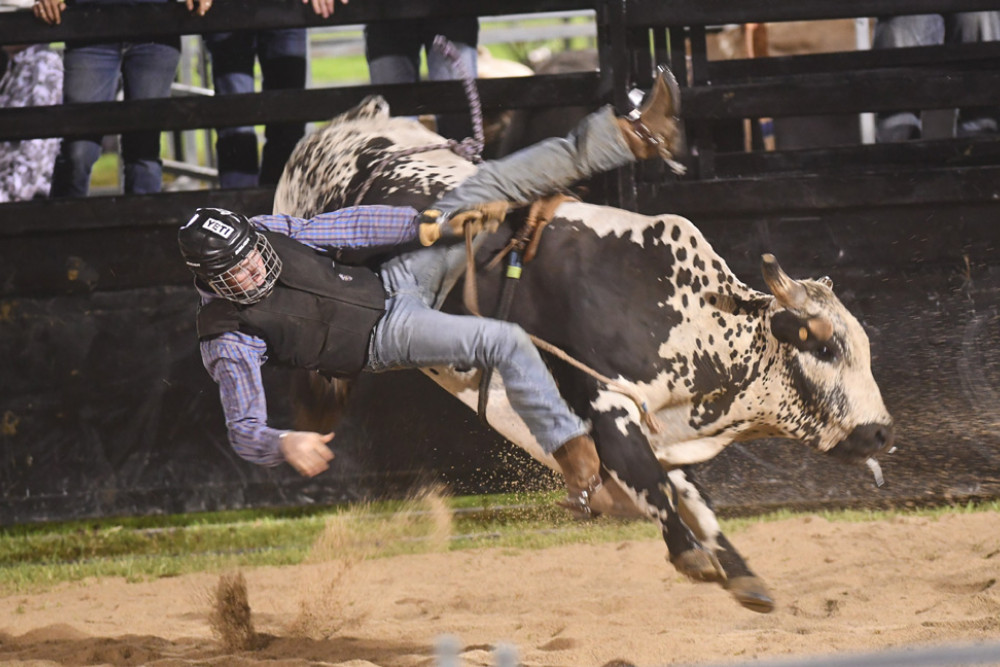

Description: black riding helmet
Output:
[178,207,282,304]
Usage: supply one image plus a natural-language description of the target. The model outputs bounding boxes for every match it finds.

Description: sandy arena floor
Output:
[2,511,1000,666]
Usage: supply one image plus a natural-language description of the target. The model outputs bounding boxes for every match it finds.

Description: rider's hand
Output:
[418,202,510,246]
[280,431,335,477]
[447,201,510,236]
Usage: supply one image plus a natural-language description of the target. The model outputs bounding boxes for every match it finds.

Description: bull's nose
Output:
[828,422,895,462]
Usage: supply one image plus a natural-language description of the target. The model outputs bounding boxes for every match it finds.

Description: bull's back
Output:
[274,109,477,218]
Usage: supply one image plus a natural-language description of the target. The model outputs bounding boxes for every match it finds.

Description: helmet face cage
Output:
[205,232,283,305]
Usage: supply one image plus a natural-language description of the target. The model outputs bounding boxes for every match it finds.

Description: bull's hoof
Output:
[669,549,723,583]
[725,576,775,613]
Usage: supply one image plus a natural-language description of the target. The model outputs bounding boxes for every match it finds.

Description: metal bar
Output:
[682,69,1000,120]
[0,73,603,142]
[672,640,1000,667]
[623,0,1000,27]
[0,187,276,237]
[707,40,1000,82]
[162,159,219,182]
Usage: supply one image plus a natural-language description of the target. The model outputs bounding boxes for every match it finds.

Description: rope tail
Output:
[432,34,485,162]
[526,334,664,435]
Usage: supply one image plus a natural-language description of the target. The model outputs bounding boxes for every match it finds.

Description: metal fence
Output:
[163,10,598,187]
[431,638,1000,667]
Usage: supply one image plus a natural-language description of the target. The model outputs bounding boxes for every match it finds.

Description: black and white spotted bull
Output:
[274,96,895,613]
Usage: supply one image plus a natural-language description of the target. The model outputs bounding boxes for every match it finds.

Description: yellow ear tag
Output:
[798,327,808,341]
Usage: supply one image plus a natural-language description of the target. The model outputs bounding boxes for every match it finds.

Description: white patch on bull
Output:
[652,430,731,467]
[274,106,475,217]
[419,366,555,470]
[590,389,643,436]
[668,468,722,551]
[558,201,689,247]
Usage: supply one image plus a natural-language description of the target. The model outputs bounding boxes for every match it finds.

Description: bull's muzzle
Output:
[827,422,896,462]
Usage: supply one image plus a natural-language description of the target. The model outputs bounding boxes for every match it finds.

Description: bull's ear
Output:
[771,310,838,360]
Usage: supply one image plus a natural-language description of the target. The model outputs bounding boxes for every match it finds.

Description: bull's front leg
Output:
[668,466,775,613]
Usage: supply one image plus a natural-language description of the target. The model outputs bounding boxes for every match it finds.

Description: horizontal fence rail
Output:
[624,0,1000,26]
[0,73,603,143]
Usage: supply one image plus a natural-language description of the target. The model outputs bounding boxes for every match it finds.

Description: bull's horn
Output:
[761,254,807,310]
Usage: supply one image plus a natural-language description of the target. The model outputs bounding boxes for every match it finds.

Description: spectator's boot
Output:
[553,434,613,519]
[617,67,686,170]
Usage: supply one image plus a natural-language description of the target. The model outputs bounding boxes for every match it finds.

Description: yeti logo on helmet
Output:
[202,217,236,239]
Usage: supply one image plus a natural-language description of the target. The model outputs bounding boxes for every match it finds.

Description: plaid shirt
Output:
[199,205,418,466]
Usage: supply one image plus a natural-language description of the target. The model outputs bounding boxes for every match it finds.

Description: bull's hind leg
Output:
[668,467,775,613]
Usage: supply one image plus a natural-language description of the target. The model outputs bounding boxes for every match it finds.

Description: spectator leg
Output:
[872,14,944,142]
[948,12,1000,136]
[258,28,308,186]
[50,43,123,197]
[365,22,422,85]
[204,32,260,188]
[120,39,181,194]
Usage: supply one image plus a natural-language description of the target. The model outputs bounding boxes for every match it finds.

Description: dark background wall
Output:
[4,201,999,525]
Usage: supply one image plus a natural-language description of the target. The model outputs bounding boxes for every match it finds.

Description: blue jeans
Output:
[874,12,1000,140]
[366,106,633,453]
[433,106,631,215]
[368,252,588,455]
[365,18,478,142]
[204,29,307,188]
[51,40,180,197]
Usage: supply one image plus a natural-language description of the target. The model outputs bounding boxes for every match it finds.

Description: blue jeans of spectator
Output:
[874,12,1000,140]
[51,40,180,197]
[365,18,478,142]
[204,29,307,188]
[367,105,634,454]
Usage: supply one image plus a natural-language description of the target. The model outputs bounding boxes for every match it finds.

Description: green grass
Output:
[311,53,370,84]
[2,493,997,595]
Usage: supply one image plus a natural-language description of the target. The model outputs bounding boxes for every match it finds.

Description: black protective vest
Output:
[197,231,387,378]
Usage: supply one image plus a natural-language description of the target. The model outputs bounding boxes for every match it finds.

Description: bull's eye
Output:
[811,342,840,363]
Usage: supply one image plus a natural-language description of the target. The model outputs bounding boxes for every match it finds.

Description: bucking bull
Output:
[273,96,895,613]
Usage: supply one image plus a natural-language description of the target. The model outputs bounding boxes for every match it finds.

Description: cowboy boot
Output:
[616,67,686,168]
[552,434,613,519]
